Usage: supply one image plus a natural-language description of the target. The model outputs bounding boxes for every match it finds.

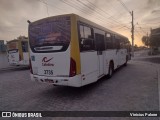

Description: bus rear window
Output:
[29,16,71,53]
[7,42,18,50]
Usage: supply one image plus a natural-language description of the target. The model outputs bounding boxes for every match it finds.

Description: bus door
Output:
[79,24,98,85]
[22,41,29,65]
[95,32,105,77]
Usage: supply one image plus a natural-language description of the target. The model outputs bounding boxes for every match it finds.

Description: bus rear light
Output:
[69,58,76,77]
[29,59,33,74]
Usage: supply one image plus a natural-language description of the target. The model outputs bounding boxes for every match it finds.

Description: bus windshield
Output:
[29,16,71,53]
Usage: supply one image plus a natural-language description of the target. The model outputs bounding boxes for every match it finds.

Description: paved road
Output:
[133,50,160,64]
[0,56,159,120]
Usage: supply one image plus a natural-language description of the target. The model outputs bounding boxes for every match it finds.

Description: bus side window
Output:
[105,33,112,49]
[110,34,115,49]
[95,33,105,51]
[94,28,105,51]
[114,35,120,49]
[116,39,120,49]
[119,37,124,49]
[79,24,94,51]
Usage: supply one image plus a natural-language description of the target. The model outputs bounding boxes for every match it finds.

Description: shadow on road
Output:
[39,64,129,99]
[0,66,30,74]
[135,57,160,64]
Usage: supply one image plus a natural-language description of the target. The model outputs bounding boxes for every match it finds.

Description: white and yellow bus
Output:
[29,14,130,87]
[7,37,29,66]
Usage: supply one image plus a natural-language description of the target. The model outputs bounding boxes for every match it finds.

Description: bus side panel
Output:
[30,48,70,77]
[80,52,98,86]
[104,50,118,74]
[121,49,127,65]
[23,52,29,65]
[70,15,81,75]
[116,49,127,66]
[8,51,19,65]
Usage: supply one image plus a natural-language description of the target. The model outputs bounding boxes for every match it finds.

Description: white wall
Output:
[0,52,9,69]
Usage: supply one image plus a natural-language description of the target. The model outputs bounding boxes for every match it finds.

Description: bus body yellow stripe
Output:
[70,14,81,74]
[18,40,23,60]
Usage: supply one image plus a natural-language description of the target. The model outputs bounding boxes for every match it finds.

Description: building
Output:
[151,27,160,36]
[150,27,160,52]
[0,40,9,69]
[0,40,6,52]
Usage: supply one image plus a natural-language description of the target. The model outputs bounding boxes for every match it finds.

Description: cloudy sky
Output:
[0,0,160,46]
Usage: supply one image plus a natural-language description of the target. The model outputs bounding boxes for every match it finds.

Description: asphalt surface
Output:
[0,58,159,120]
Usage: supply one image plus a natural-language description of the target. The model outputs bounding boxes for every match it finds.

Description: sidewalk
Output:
[130,58,160,114]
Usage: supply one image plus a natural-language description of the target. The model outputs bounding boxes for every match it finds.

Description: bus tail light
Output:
[69,58,76,77]
[29,59,33,74]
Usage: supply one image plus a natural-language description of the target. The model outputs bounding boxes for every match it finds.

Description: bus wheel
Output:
[108,63,114,78]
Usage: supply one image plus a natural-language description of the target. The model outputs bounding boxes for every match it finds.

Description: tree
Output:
[134,44,138,48]
[142,36,149,47]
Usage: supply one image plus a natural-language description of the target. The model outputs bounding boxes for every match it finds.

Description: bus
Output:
[28,14,131,87]
[7,36,29,66]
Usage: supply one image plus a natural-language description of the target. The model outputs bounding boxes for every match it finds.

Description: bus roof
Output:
[30,13,128,40]
[7,38,28,44]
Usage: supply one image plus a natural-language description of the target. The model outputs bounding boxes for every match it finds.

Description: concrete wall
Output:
[0,52,9,69]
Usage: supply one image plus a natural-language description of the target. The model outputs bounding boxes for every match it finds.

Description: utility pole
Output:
[147,32,149,48]
[131,11,134,57]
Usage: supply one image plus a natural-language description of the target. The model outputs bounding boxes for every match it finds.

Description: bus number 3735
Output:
[44,70,53,75]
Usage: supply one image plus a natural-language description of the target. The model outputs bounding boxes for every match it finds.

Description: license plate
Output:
[45,79,54,83]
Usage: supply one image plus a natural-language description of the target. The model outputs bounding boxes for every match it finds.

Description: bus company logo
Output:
[42,57,54,66]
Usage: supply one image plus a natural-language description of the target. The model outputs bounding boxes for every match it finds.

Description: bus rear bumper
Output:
[30,74,82,87]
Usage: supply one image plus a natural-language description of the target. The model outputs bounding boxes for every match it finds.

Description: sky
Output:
[0,0,160,46]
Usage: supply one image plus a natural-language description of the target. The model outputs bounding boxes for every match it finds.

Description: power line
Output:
[76,0,131,29]
[136,22,148,35]
[38,0,131,31]
[117,0,131,15]
[138,21,160,25]
[60,0,117,27]
[38,0,49,17]
[86,0,130,29]
[37,0,64,15]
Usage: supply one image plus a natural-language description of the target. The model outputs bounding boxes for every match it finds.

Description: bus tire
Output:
[108,62,114,78]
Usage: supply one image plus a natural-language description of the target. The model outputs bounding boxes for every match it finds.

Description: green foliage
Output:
[141,36,149,47]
